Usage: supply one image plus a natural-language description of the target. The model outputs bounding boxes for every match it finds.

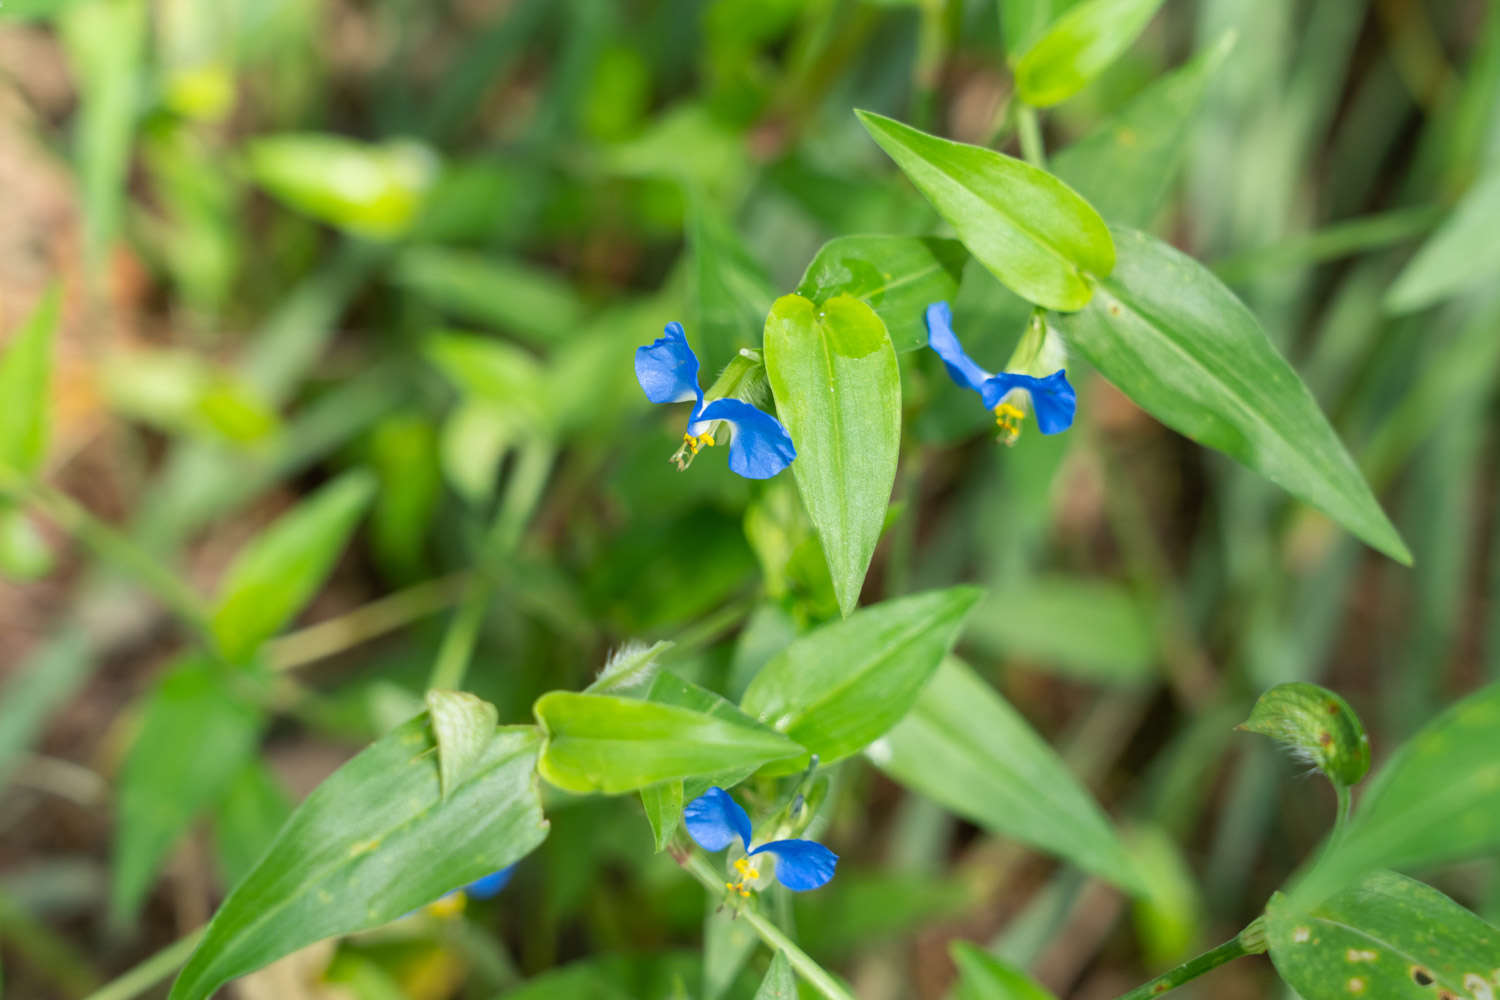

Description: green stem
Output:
[682,853,854,1000]
[427,442,553,692]
[1110,922,1264,1000]
[269,572,469,671]
[1334,783,1353,839]
[1017,104,1046,169]
[0,470,210,638]
[78,927,204,1000]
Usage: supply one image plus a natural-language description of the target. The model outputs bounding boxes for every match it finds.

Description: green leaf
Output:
[689,191,775,362]
[950,941,1057,1000]
[211,470,377,664]
[648,671,774,799]
[395,248,586,345]
[740,588,982,774]
[640,780,683,852]
[112,658,264,923]
[0,285,60,475]
[169,721,547,1000]
[868,658,1144,894]
[1386,170,1500,313]
[855,111,1114,311]
[1267,870,1500,1000]
[1052,227,1410,564]
[59,0,146,276]
[247,134,437,240]
[534,691,805,794]
[763,293,901,616]
[754,951,796,1000]
[425,690,500,799]
[1298,682,1500,905]
[1013,0,1166,108]
[1238,682,1370,788]
[999,0,1063,60]
[964,578,1158,685]
[101,350,279,446]
[795,236,967,352]
[1051,32,1235,229]
[213,760,293,889]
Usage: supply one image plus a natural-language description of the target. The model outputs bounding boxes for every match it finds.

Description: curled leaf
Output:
[1239,682,1370,788]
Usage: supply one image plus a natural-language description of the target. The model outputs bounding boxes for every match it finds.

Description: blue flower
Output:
[925,301,1076,445]
[635,322,796,479]
[684,786,837,894]
[425,865,515,917]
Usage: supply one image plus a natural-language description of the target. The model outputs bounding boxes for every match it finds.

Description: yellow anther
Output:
[993,402,1026,446]
[725,856,760,897]
[682,432,716,456]
[424,891,467,918]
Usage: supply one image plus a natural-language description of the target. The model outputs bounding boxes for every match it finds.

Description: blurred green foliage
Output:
[1,1,1500,999]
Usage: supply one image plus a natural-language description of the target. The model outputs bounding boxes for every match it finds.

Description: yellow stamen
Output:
[683,431,715,455]
[725,856,761,896]
[993,402,1025,446]
[424,891,467,918]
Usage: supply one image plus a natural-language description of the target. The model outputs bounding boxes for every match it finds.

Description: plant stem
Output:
[1017,104,1046,169]
[269,572,469,671]
[0,470,210,638]
[682,852,854,1000]
[427,442,553,692]
[78,926,204,1000]
[1110,922,1264,1000]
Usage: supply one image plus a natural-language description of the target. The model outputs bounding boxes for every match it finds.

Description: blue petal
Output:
[979,370,1076,434]
[636,322,704,406]
[1027,370,1076,434]
[749,839,838,891]
[925,301,993,395]
[464,866,515,899]
[684,787,752,852]
[695,398,796,479]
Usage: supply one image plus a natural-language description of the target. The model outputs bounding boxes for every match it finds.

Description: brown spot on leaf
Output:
[1319,731,1333,745]
[1412,968,1434,987]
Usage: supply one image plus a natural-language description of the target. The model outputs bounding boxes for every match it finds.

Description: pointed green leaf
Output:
[211,470,377,663]
[690,192,775,362]
[1268,871,1500,1000]
[647,671,770,799]
[112,657,264,923]
[754,952,796,1000]
[247,134,437,240]
[426,689,500,799]
[1298,682,1500,905]
[395,248,586,345]
[999,0,1063,60]
[534,691,805,794]
[1051,32,1235,229]
[741,588,982,774]
[1013,0,1166,108]
[856,111,1113,311]
[763,293,900,616]
[796,236,967,352]
[0,285,60,475]
[1052,227,1409,564]
[640,780,683,852]
[1386,170,1500,313]
[869,658,1145,894]
[951,942,1057,1000]
[169,722,547,1000]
